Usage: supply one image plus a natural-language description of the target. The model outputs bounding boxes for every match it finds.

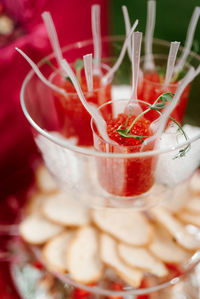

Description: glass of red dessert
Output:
[50,62,112,146]
[91,99,160,198]
[138,54,192,124]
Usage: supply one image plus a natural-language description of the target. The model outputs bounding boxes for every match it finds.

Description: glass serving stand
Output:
[6,237,200,298]
[15,36,200,298]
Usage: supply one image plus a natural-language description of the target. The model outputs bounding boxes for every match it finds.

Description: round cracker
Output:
[151,207,200,250]
[66,226,103,284]
[42,192,90,227]
[100,234,142,287]
[92,208,153,246]
[42,231,75,273]
[118,243,168,277]
[19,214,63,245]
[149,223,191,263]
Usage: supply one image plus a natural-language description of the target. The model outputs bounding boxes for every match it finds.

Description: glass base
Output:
[8,237,200,298]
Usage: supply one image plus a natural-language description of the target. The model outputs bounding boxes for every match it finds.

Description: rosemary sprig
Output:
[117,93,174,138]
[171,67,187,83]
[116,92,190,158]
[156,65,165,82]
[45,58,84,84]
[44,57,85,85]
[44,59,72,83]
[156,65,187,83]
[116,111,149,141]
[116,129,149,141]
[44,59,64,77]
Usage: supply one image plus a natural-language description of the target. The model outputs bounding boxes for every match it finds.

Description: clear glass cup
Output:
[49,63,112,146]
[91,99,160,198]
[20,36,200,297]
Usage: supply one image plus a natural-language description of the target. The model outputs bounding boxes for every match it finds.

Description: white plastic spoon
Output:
[42,11,63,69]
[122,5,132,60]
[174,7,200,74]
[92,5,102,75]
[102,19,138,86]
[83,54,93,93]
[164,41,180,87]
[16,48,67,98]
[144,0,156,71]
[148,41,180,133]
[126,32,143,115]
[131,32,143,101]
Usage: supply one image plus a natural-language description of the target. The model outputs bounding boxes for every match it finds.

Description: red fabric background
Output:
[0,0,110,197]
[0,1,110,297]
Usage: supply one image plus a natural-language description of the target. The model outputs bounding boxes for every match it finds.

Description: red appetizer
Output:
[138,69,191,123]
[92,96,167,197]
[92,91,187,198]
[104,112,155,196]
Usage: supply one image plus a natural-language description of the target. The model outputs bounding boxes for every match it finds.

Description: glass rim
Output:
[140,53,192,88]
[20,35,200,158]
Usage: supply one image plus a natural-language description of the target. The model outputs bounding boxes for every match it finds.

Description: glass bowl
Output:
[6,234,200,298]
[20,36,200,209]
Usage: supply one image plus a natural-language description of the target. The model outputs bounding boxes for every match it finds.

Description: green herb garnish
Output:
[191,39,200,55]
[117,131,148,141]
[44,59,72,83]
[156,65,187,83]
[117,93,174,138]
[116,111,148,142]
[45,58,85,85]
[74,58,84,83]
[156,66,165,82]
[116,92,190,158]
[171,67,187,83]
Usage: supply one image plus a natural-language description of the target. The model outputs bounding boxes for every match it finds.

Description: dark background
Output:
[110,0,200,52]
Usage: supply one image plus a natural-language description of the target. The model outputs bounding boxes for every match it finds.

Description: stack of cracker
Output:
[19,165,200,289]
